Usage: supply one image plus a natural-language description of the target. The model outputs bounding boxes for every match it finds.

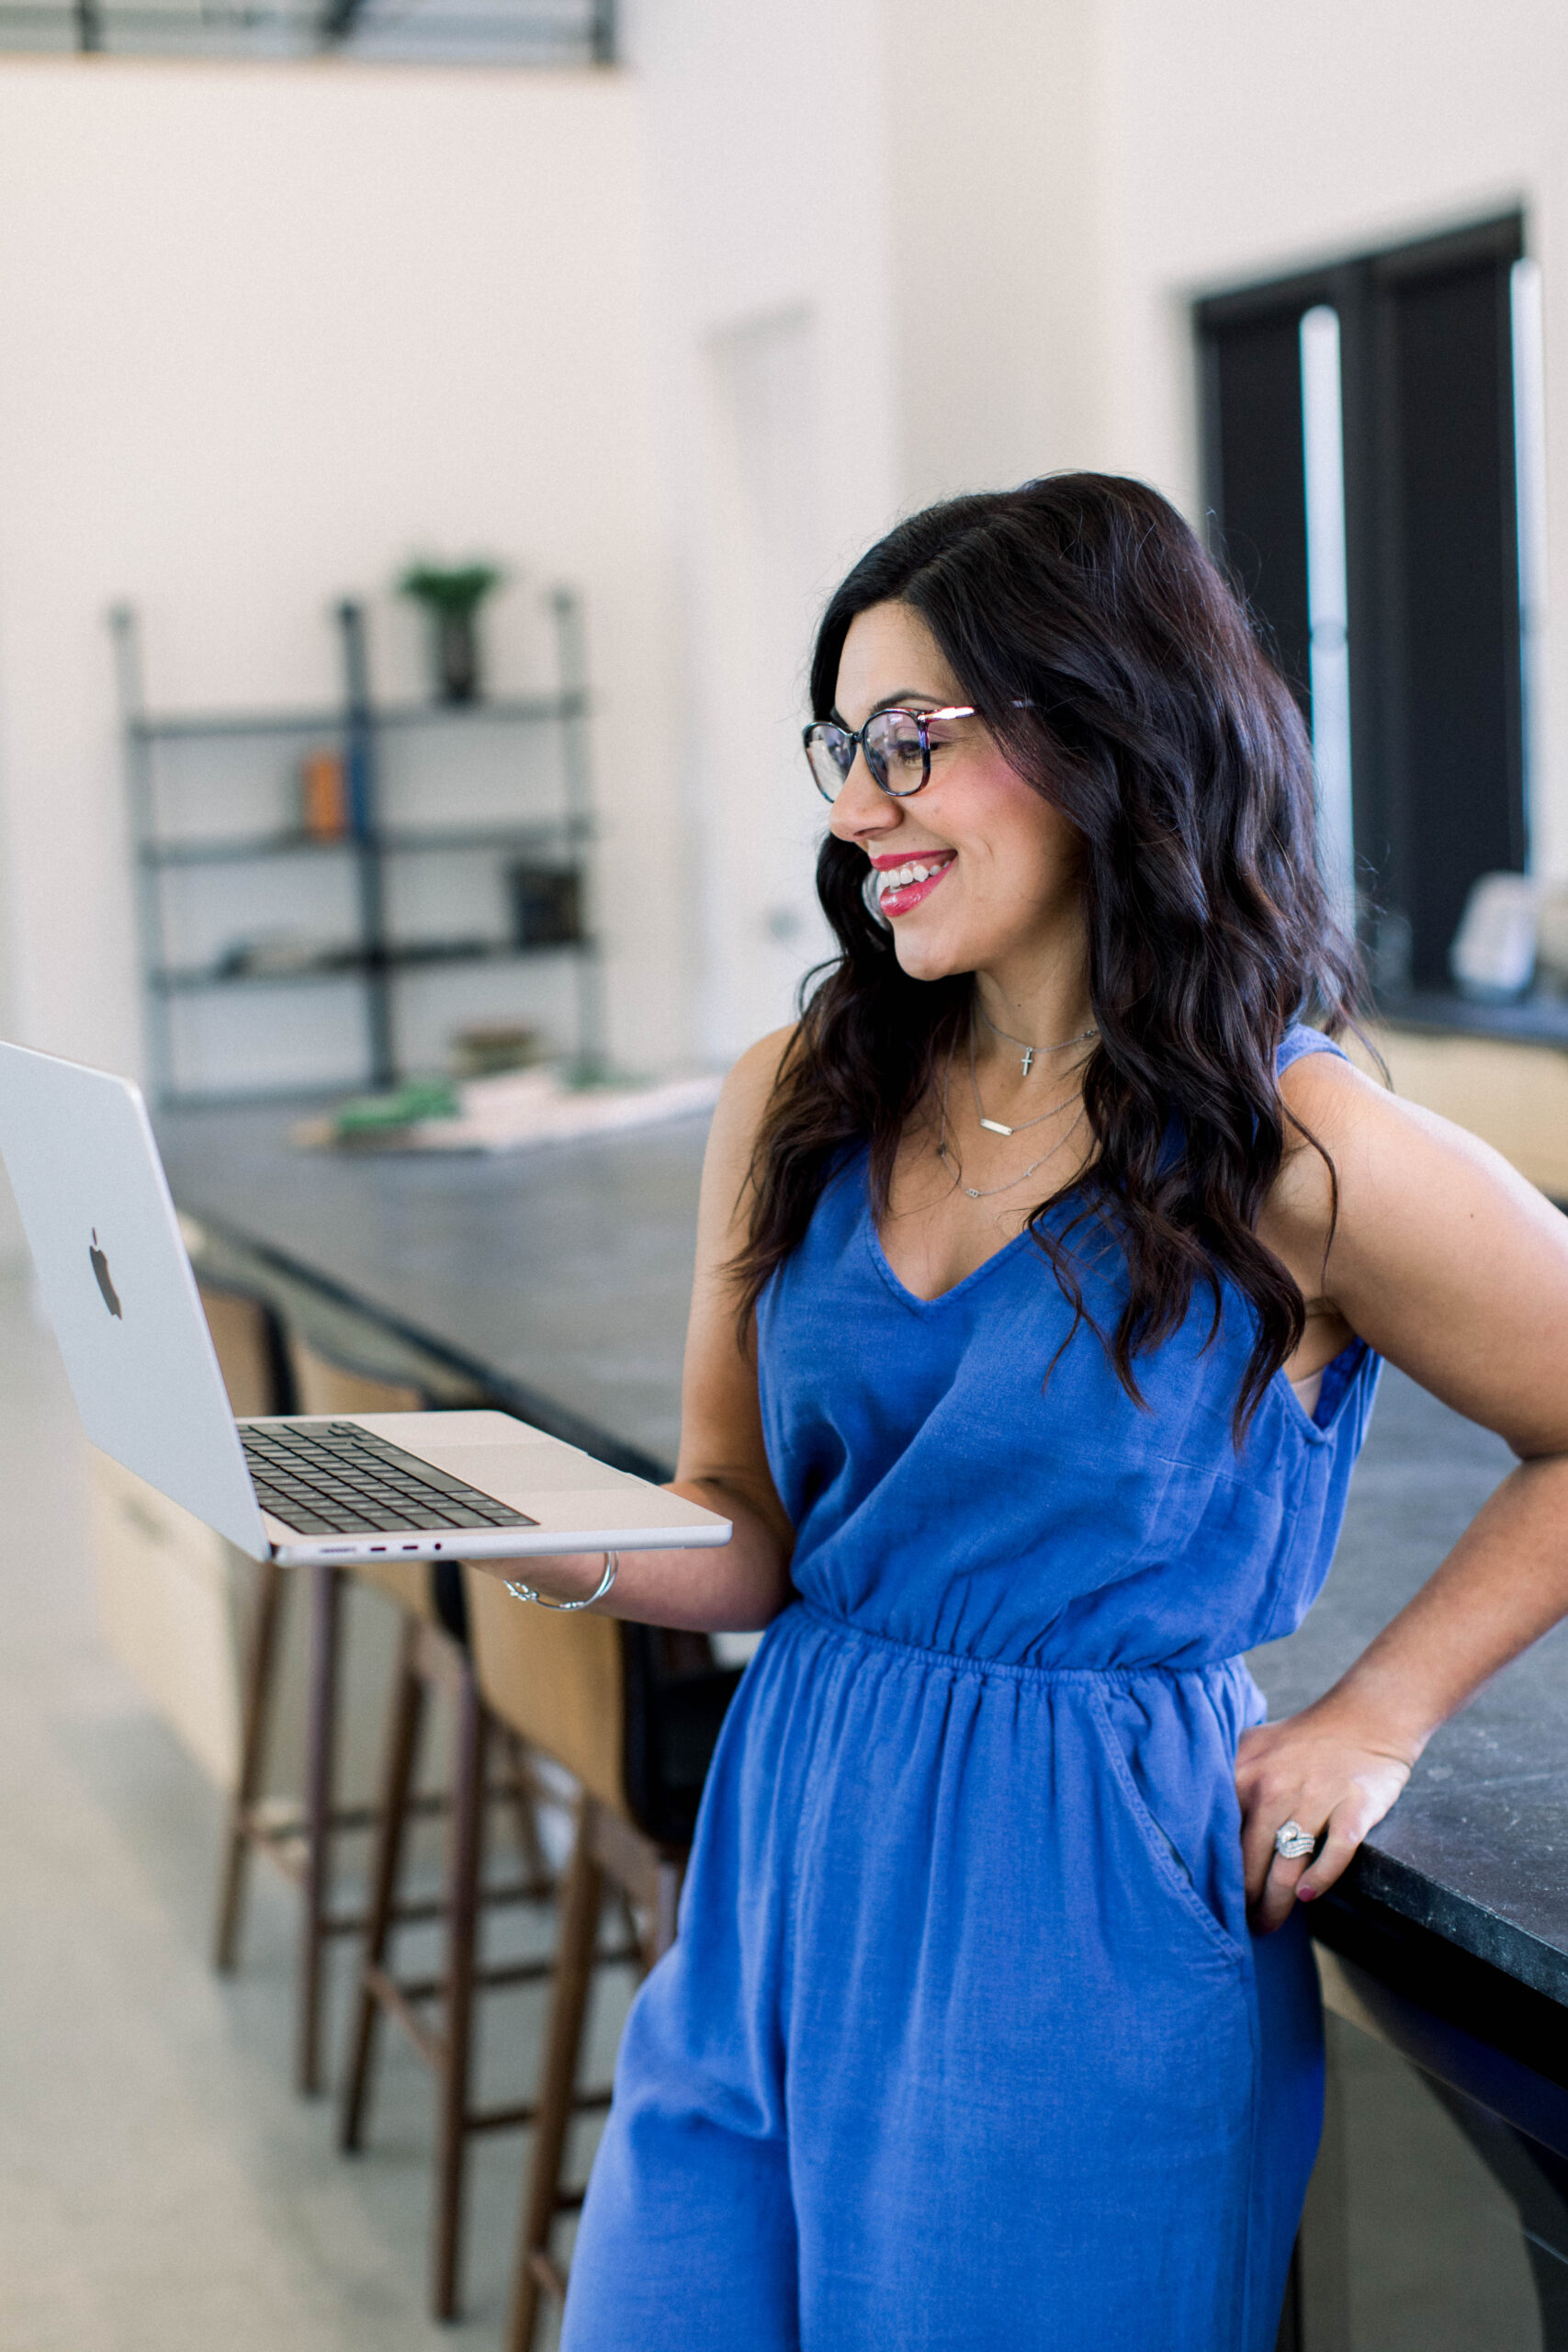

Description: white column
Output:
[1511,257,1549,872]
[1299,304,1356,933]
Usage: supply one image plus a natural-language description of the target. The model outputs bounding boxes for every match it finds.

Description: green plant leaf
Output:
[396,561,503,614]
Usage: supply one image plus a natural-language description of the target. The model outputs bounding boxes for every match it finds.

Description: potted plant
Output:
[397,560,503,704]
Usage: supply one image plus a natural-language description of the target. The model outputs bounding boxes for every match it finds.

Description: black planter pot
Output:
[434,607,480,704]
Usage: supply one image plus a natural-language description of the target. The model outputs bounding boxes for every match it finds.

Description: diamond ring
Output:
[1273,1819,1317,1861]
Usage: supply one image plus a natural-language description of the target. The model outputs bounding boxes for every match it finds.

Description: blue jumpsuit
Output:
[563,1026,1380,2351]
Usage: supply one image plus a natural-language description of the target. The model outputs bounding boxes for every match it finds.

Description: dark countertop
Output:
[159,1101,707,1480]
[1380,988,1568,1051]
[157,1101,1568,2008]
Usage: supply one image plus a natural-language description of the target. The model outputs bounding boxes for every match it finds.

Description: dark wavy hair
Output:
[730,473,1365,1434]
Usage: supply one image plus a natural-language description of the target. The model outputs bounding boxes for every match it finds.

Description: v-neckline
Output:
[865,1196,1041,1312]
[852,1130,1092,1310]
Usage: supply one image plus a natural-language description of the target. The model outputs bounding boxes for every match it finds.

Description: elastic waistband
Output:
[791,1600,1245,1690]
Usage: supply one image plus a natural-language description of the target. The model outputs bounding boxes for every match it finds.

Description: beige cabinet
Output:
[91,1448,399,1804]
[91,1450,246,1788]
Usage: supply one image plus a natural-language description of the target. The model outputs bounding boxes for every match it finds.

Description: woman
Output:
[485,476,1568,2349]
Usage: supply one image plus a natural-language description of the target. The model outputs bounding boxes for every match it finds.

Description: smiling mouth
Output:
[874,852,955,918]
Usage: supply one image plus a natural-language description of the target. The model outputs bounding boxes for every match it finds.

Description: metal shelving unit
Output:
[114,590,605,1107]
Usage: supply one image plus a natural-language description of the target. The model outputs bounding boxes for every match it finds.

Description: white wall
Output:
[0,56,686,1095]
[884,0,1115,506]
[625,0,904,1058]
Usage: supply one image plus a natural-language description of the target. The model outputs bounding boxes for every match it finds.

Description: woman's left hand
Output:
[1235,1702,1415,1933]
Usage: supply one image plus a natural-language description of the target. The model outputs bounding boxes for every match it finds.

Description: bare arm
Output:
[1240,1050,1568,1928]
[466,1027,798,1632]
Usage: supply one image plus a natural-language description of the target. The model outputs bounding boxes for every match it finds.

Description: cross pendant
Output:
[1021,1047,1034,1077]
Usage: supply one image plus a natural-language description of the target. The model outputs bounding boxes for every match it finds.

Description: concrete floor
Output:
[0,1262,1552,2352]
[0,1268,622,2352]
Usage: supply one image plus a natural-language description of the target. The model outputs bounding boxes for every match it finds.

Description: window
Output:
[1198,216,1536,992]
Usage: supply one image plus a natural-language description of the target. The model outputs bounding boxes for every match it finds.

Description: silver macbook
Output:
[0,1041,730,1568]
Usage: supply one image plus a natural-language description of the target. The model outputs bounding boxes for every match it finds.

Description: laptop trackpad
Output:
[420,1442,633,1502]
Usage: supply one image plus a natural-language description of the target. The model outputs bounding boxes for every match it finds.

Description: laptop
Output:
[0,1041,731,1569]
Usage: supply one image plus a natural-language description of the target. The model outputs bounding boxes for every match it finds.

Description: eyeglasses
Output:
[803,706,980,803]
[803,701,1030,802]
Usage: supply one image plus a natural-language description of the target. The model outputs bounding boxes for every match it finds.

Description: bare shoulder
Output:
[715,1023,798,1127]
[706,1024,797,1170]
[695,1024,799,1250]
[1254,1046,1380,1301]
[1273,1043,1386,1182]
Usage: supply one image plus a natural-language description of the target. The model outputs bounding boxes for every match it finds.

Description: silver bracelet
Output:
[505,1551,618,1612]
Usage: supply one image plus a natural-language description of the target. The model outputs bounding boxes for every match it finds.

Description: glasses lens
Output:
[805,723,853,801]
[863,710,928,796]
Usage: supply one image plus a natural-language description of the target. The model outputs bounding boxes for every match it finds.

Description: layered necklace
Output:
[935,1015,1091,1201]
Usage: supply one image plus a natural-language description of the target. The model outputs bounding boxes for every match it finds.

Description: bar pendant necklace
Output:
[968,1024,1081,1138]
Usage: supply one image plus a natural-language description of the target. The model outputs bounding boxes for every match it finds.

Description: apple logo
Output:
[89,1229,122,1319]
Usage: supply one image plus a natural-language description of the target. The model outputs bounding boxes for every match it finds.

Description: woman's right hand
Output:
[470,1469,790,1628]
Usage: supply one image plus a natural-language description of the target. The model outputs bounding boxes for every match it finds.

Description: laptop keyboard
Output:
[241,1419,536,1537]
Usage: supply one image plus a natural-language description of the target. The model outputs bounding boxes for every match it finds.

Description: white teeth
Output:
[878,857,950,895]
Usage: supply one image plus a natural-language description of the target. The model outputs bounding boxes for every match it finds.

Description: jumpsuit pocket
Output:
[1088,1685,1248,1971]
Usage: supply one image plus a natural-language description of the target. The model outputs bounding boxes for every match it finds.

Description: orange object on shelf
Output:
[299,749,349,839]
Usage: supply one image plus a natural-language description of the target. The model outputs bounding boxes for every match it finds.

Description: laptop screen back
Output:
[0,1043,268,1557]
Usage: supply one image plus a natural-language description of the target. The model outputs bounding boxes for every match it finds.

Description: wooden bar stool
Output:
[462,1566,743,2352]
[336,1568,564,2320]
